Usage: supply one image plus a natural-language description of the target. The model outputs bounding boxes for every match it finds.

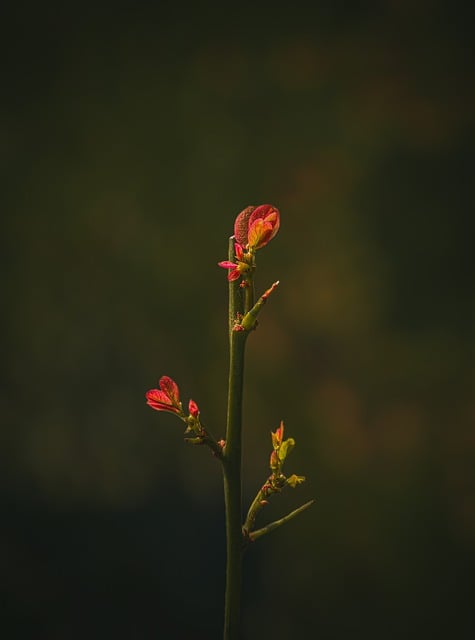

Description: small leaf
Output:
[159,376,180,405]
[233,205,256,245]
[286,474,305,488]
[278,437,295,463]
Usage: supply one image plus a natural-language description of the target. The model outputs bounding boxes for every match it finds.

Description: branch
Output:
[246,500,315,545]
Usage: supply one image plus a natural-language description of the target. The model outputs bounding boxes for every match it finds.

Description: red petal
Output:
[227,268,241,281]
[146,388,170,404]
[248,204,279,225]
[159,376,180,404]
[218,261,238,269]
[145,389,181,413]
[248,204,280,248]
[234,242,244,260]
[248,219,273,249]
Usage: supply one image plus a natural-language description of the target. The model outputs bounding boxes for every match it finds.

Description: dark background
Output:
[1,2,473,638]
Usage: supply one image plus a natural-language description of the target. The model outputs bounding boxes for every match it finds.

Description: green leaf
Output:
[286,474,305,488]
[278,437,295,464]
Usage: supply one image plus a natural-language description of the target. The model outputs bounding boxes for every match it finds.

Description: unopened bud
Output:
[188,399,200,418]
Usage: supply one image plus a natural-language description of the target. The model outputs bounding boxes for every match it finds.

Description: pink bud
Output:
[188,399,200,418]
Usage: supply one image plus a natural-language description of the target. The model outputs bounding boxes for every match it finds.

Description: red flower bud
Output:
[188,399,200,418]
[232,204,280,250]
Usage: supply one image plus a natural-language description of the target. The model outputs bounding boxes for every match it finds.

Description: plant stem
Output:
[223,237,248,639]
[243,274,254,314]
[249,499,315,543]
[242,484,267,536]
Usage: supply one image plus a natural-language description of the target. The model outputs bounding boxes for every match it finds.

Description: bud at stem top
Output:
[233,204,280,250]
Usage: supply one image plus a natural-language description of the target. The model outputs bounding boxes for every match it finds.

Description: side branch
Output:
[246,500,315,545]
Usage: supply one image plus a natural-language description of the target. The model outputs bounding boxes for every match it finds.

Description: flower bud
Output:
[232,204,280,250]
[188,399,200,418]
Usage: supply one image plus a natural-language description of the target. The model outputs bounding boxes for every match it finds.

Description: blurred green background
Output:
[2,1,473,638]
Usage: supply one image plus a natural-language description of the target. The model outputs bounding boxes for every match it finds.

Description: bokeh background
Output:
[2,1,473,638]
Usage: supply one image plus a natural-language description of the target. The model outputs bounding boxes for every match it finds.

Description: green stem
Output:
[243,274,254,314]
[228,237,242,334]
[243,484,267,536]
[223,237,248,639]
